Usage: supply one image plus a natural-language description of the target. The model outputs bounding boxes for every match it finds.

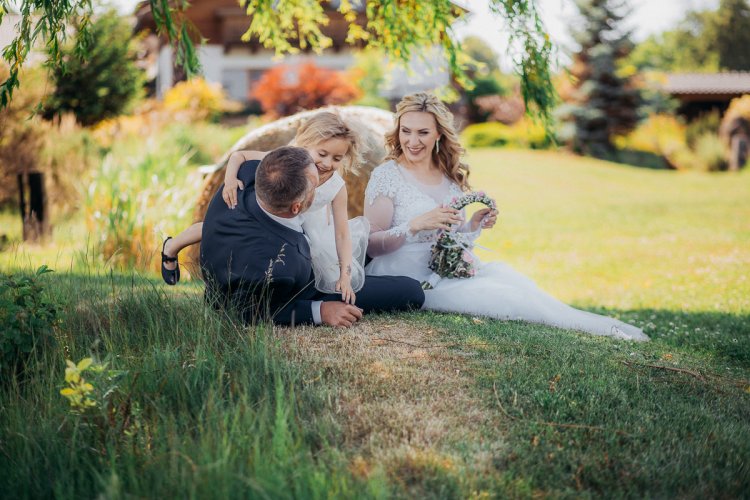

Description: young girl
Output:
[161,111,369,304]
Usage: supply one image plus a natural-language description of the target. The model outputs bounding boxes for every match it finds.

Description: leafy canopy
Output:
[627,0,750,72]
[0,0,556,120]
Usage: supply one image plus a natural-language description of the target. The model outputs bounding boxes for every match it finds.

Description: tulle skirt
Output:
[366,244,648,341]
[307,216,370,293]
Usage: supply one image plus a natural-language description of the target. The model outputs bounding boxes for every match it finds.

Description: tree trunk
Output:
[17,172,50,242]
[729,133,748,171]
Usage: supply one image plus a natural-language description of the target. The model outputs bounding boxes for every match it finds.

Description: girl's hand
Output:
[335,274,356,305]
[409,206,463,233]
[222,177,245,209]
[470,208,498,231]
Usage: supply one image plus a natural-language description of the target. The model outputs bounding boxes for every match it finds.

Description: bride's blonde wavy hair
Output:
[385,92,469,190]
[290,111,363,175]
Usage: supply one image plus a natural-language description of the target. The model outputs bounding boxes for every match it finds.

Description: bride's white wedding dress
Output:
[364,161,648,341]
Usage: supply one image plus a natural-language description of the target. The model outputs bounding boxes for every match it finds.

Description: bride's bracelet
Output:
[338,262,352,276]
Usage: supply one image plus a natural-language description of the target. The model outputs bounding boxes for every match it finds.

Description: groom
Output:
[200,146,425,327]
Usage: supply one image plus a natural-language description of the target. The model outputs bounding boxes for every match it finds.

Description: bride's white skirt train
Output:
[366,243,648,342]
[424,261,648,341]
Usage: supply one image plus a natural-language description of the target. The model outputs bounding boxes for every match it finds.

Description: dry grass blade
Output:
[621,360,706,382]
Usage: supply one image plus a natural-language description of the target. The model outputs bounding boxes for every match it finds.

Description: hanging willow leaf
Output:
[0,0,555,122]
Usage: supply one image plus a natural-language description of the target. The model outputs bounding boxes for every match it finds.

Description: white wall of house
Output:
[154,43,449,103]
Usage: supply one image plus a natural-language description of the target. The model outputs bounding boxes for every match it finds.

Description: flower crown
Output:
[426,191,496,285]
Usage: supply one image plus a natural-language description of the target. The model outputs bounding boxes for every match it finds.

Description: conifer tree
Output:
[558,0,641,157]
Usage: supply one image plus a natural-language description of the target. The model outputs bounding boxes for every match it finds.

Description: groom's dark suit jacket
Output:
[200,160,424,325]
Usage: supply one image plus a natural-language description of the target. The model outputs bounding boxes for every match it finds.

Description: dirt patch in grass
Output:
[278,316,507,485]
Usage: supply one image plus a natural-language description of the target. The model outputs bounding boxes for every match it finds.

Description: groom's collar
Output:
[246,192,310,260]
[256,196,303,233]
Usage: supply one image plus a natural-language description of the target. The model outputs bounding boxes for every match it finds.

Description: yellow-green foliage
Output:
[616,113,728,171]
[614,114,688,162]
[60,358,98,412]
[162,78,240,122]
[724,94,750,123]
[461,118,549,149]
[692,132,727,171]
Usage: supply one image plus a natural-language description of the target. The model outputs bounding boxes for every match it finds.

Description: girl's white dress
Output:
[364,161,648,341]
[302,171,369,293]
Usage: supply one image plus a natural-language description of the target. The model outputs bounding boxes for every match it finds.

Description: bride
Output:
[364,92,648,341]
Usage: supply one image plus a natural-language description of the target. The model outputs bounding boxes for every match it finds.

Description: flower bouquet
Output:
[427,191,496,280]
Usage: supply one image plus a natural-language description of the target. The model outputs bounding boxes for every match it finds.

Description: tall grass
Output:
[85,123,244,273]
[0,268,387,499]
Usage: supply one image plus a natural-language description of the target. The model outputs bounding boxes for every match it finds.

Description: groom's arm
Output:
[272,298,316,326]
[265,276,316,326]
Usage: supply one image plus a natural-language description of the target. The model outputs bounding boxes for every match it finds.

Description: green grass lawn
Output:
[1,149,749,498]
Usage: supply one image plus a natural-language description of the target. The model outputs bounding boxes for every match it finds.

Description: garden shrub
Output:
[163,78,240,122]
[461,118,549,149]
[616,113,730,171]
[686,110,721,148]
[252,62,361,117]
[42,10,144,126]
[615,114,691,169]
[0,266,58,375]
[693,132,728,171]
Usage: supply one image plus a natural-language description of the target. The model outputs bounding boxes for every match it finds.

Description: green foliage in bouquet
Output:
[428,192,496,280]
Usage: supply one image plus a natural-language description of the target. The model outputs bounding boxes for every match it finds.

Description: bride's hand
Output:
[222,177,245,209]
[469,208,498,231]
[409,206,463,233]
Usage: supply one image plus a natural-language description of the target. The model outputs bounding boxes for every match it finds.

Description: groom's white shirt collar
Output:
[256,195,304,233]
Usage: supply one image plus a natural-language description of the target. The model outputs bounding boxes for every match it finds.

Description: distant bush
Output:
[163,78,240,122]
[461,118,550,149]
[252,62,361,117]
[615,113,730,171]
[0,65,99,220]
[43,11,145,126]
[614,114,688,168]
[350,48,391,110]
[693,132,728,171]
[686,111,722,148]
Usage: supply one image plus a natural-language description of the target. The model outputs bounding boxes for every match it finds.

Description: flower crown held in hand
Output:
[427,191,497,282]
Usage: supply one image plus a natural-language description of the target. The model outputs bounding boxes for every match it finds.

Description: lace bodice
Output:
[364,160,466,256]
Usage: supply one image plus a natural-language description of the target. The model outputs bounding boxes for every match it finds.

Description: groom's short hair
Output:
[255,146,314,212]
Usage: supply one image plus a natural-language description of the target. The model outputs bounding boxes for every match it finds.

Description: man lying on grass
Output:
[200,146,424,327]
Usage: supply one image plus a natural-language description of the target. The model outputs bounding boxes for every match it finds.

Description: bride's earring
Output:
[435,138,440,154]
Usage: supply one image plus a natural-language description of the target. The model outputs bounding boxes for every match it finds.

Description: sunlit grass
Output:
[468,149,750,314]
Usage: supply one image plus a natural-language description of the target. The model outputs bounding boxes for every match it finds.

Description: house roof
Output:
[663,72,750,95]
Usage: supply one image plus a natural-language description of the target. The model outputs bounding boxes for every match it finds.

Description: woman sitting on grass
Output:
[161,111,369,305]
[364,92,648,341]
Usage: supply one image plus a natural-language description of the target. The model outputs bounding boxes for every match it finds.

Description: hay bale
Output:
[186,106,394,273]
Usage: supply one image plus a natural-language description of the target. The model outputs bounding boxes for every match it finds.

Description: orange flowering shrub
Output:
[252,62,361,117]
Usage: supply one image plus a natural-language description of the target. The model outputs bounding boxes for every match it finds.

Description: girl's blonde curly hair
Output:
[385,92,469,190]
[291,111,363,175]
